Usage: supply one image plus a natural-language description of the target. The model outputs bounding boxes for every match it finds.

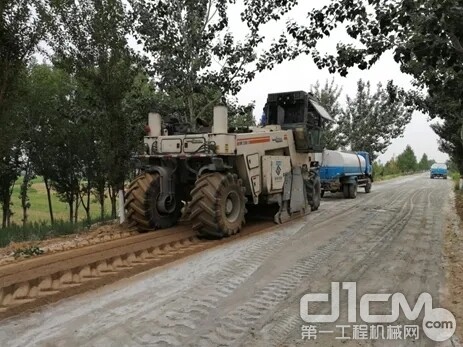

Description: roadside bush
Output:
[13,246,44,259]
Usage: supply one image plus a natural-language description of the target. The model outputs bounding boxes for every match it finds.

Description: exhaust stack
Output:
[148,112,162,137]
[213,106,228,134]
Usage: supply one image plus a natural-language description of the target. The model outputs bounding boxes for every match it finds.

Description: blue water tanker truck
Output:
[430,163,448,179]
[319,150,373,199]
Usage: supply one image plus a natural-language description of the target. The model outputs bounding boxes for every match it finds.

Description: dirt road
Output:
[0,174,459,346]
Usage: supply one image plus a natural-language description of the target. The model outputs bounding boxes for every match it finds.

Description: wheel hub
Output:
[156,194,176,215]
[225,191,240,222]
[226,199,233,214]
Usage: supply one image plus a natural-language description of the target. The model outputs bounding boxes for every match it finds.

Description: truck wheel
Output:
[348,183,358,199]
[342,185,350,199]
[444,176,448,180]
[365,178,372,193]
[320,190,325,198]
[306,174,321,211]
[190,172,246,239]
[125,173,182,231]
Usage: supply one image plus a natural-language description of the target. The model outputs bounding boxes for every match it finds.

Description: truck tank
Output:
[320,150,367,179]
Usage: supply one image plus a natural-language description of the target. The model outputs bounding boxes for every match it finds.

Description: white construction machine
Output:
[125,91,333,238]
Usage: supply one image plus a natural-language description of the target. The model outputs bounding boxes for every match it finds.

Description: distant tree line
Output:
[373,146,436,178]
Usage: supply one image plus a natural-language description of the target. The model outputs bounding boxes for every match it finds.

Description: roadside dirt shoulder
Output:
[0,222,137,267]
[444,191,463,343]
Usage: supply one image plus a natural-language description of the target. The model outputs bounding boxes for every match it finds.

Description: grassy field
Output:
[0,176,116,247]
[9,176,116,225]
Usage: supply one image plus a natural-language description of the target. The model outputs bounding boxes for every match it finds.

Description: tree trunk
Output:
[1,189,9,227]
[109,185,117,219]
[6,209,11,227]
[20,168,32,227]
[44,177,54,224]
[86,187,91,222]
[100,191,105,219]
[1,203,7,228]
[69,198,74,223]
[22,206,27,227]
[2,181,15,227]
[79,186,91,223]
[74,194,79,224]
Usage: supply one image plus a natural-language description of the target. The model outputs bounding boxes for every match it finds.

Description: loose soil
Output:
[0,221,137,267]
[444,191,463,342]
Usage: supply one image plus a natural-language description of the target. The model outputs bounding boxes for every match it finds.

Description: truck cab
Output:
[264,91,333,153]
[430,163,448,179]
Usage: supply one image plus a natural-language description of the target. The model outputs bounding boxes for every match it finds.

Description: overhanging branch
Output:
[448,32,463,55]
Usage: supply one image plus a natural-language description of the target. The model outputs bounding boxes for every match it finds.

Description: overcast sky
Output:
[229,1,449,164]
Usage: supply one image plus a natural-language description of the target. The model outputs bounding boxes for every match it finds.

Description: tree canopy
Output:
[310,79,343,150]
[397,145,418,173]
[311,79,411,160]
[277,0,463,173]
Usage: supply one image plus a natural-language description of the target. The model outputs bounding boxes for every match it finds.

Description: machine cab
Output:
[264,91,333,153]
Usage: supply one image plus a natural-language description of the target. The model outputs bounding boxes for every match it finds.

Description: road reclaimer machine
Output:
[125,91,333,238]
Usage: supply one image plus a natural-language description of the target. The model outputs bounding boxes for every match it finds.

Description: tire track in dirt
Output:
[149,181,418,346]
[193,228,357,347]
[264,182,448,347]
[189,184,417,346]
[90,188,404,346]
[62,226,305,347]
[239,184,428,347]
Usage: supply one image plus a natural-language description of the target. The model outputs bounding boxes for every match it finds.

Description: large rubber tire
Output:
[365,178,372,193]
[342,184,350,199]
[306,173,321,211]
[189,172,246,239]
[125,173,182,231]
[348,183,358,199]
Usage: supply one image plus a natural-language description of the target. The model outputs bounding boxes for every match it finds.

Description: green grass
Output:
[9,176,117,225]
[0,216,114,248]
[451,172,461,191]
[0,176,118,247]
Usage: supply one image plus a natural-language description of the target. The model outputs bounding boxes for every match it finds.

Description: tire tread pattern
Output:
[125,173,180,231]
[189,172,246,239]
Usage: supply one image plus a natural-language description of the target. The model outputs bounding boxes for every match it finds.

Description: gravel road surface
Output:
[0,174,458,347]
